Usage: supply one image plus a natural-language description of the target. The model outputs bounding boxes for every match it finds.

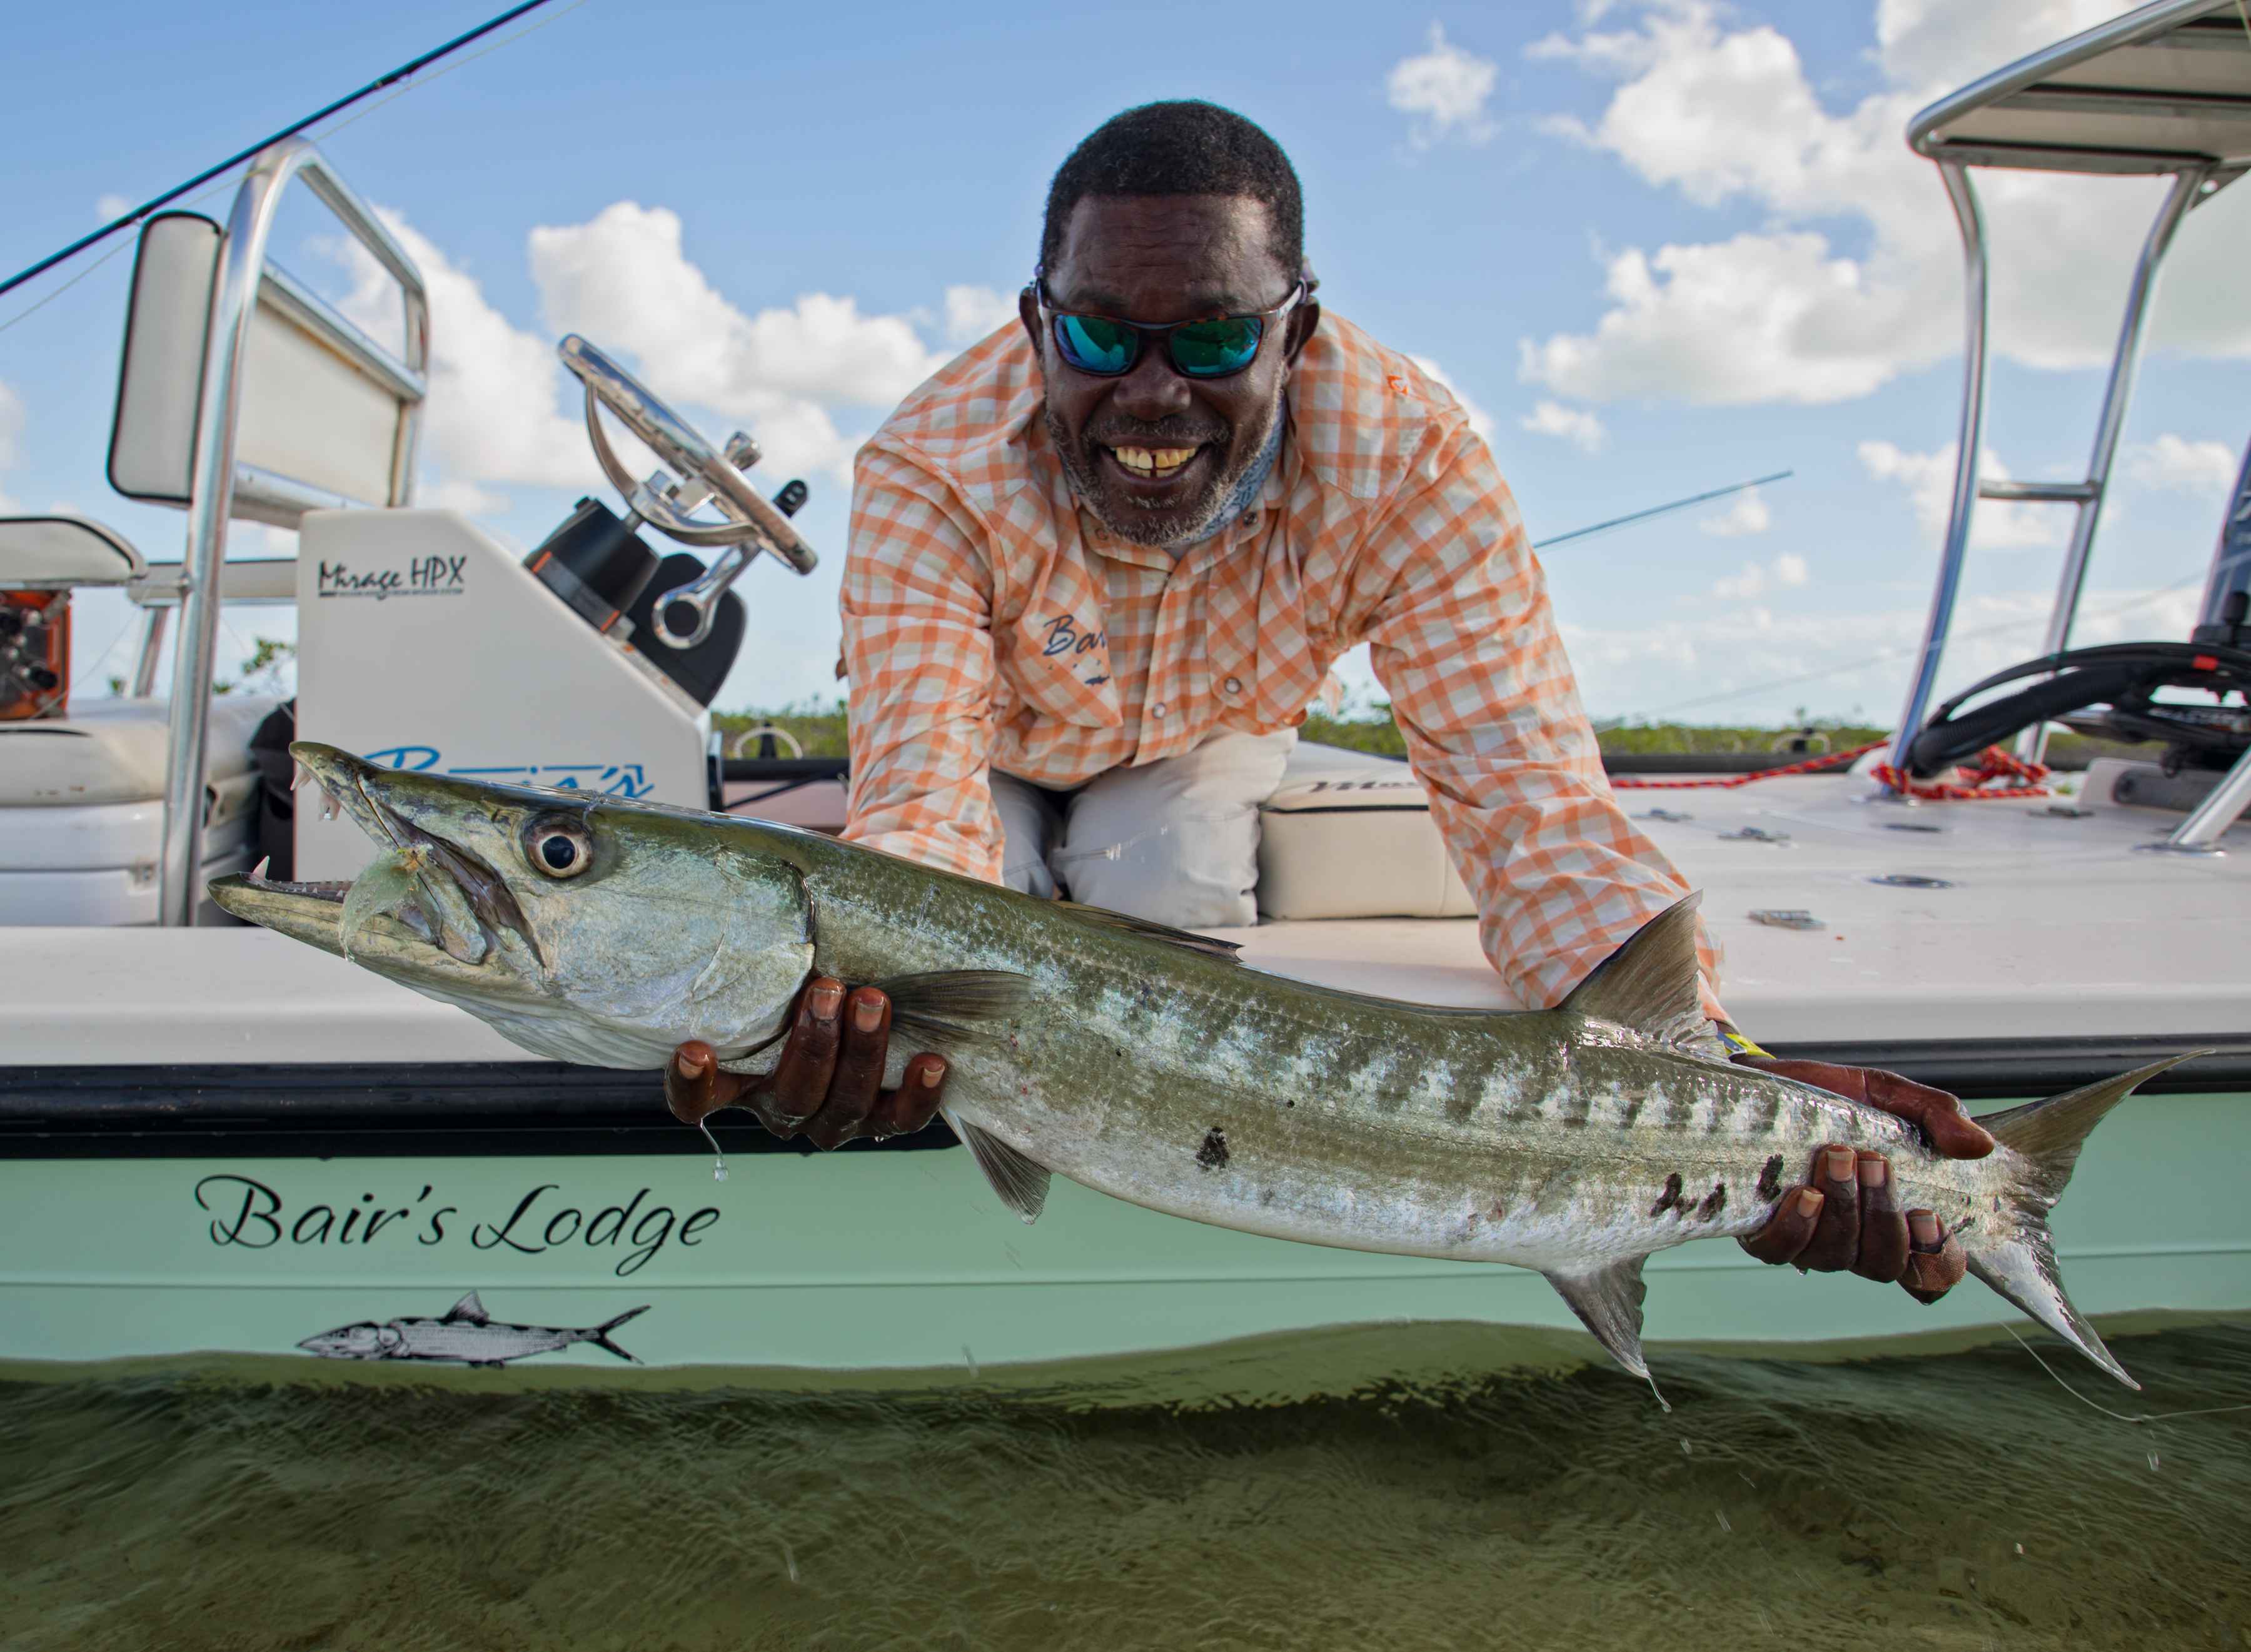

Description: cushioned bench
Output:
[1257,742,1474,920]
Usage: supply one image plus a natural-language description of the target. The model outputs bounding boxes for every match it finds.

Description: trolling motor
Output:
[1905,632,2251,778]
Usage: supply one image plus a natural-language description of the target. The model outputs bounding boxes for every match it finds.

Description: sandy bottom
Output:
[3,1322,2247,1652]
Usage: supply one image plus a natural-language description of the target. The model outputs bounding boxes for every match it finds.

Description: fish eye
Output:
[523,813,594,879]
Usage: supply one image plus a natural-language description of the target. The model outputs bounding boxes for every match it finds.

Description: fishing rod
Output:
[0,0,559,304]
[1534,470,1792,551]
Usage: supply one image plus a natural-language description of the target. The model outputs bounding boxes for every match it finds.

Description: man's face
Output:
[1020,194,1319,551]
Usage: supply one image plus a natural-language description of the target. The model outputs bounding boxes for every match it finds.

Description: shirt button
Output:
[1151,702,1168,720]
[1223,677,1242,696]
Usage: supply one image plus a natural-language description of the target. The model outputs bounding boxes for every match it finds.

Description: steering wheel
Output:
[556,334,816,649]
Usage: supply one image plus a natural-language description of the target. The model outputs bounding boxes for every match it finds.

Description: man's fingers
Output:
[1851,1151,1910,1283]
[759,977,846,1135]
[1901,1211,1968,1303]
[665,1040,747,1126]
[802,987,891,1150]
[1860,1068,1995,1159]
[870,1053,950,1138]
[1796,1144,1863,1271]
[1738,1056,1992,1161]
[1740,1186,1823,1265]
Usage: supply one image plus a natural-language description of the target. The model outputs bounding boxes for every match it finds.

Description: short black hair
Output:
[1040,101,1303,281]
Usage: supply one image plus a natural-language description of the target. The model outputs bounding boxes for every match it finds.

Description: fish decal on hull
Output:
[298,1291,648,1367]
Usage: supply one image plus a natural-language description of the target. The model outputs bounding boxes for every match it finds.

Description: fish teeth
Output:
[290,759,310,793]
[322,792,341,822]
[251,855,271,881]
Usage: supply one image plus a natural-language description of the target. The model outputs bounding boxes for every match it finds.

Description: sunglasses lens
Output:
[1170,318,1263,378]
[1054,314,1137,375]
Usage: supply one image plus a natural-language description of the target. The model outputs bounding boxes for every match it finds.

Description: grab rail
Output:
[158,139,429,926]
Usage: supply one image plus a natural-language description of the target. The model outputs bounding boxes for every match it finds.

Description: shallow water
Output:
[4,1323,2248,1652]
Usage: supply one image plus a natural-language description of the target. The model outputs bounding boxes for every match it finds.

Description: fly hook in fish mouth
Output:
[350,773,543,965]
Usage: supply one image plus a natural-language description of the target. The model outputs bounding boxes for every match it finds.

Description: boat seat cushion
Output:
[1257,742,1475,920]
[0,694,282,806]
[0,515,145,589]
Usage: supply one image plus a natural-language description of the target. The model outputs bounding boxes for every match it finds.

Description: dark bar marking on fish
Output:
[1650,1172,1683,1216]
[1698,1181,1727,1219]
[1756,1154,1785,1202]
[1618,1092,1646,1129]
[1196,1127,1230,1172]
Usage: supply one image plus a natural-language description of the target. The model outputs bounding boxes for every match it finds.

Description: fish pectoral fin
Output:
[443,1291,490,1325]
[949,1112,1052,1224]
[1557,892,1710,1050]
[1544,1257,1656,1386]
[876,970,1036,1041]
[1056,902,1242,962]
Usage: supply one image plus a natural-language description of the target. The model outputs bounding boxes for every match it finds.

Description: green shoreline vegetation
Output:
[713,702,2149,768]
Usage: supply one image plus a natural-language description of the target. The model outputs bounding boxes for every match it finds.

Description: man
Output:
[670,101,1985,1301]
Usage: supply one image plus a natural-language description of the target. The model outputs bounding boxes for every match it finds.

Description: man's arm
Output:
[839,444,1006,880]
[1357,416,1982,1299]
[1352,423,1720,1015]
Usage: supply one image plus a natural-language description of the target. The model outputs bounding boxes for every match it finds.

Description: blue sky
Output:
[4,0,2247,726]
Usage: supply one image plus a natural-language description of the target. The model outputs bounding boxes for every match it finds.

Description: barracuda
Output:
[210,743,2194,1393]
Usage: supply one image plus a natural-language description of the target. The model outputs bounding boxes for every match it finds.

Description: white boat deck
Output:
[13,762,2243,1064]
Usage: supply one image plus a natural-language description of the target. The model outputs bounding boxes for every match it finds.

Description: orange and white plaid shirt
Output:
[840,312,1723,1015]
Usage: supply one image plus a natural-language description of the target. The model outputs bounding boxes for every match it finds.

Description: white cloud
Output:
[1519,399,1607,453]
[1519,1,2251,408]
[328,211,597,516]
[1709,550,1805,599]
[95,193,130,223]
[2125,434,2240,495]
[1858,438,2061,550]
[321,201,985,506]
[1700,488,1771,538]
[528,201,953,482]
[944,284,1019,346]
[1406,355,1495,441]
[1387,24,1499,147]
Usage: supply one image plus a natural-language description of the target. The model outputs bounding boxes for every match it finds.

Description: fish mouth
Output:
[209,743,539,985]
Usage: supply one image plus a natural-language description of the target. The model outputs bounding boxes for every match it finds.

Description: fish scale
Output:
[210,744,2205,1394]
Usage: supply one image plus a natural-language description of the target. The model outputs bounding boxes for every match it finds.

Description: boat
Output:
[4,0,2248,1382]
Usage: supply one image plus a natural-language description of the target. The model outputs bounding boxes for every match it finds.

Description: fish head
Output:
[210,743,815,1069]
[299,1320,400,1359]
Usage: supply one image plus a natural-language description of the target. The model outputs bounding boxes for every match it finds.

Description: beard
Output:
[1047,391,1284,551]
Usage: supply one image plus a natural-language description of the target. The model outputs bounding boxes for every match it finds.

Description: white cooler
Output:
[0,695,278,925]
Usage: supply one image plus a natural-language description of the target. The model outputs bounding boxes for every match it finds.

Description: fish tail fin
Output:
[587,1304,650,1364]
[1961,1053,2205,1392]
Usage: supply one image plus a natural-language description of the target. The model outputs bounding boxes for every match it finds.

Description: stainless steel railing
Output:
[158,139,428,926]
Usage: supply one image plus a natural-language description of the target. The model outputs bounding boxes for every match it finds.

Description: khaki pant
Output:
[992,728,1297,929]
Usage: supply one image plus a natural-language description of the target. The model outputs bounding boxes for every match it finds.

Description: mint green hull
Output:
[6,1090,2246,1377]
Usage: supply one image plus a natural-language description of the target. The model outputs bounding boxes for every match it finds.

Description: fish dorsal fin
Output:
[1544,1257,1665,1408]
[1059,902,1242,962]
[947,1112,1051,1224]
[443,1291,489,1325]
[875,970,1034,1041]
[1558,892,1708,1049]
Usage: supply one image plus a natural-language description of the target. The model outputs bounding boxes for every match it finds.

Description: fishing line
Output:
[2003,1327,2251,1425]
[0,0,587,340]
[0,0,562,305]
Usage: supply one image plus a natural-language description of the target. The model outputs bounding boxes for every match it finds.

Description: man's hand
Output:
[1732,1056,1994,1303]
[665,976,949,1151]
